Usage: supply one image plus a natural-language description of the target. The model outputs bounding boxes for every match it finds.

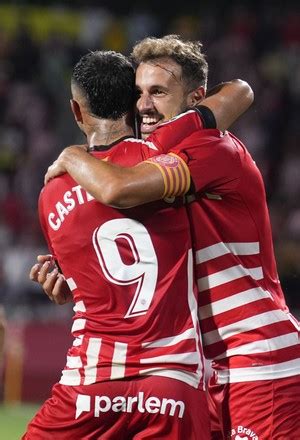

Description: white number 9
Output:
[93,218,158,318]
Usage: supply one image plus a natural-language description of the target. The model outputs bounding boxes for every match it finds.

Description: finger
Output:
[44,161,58,185]
[37,261,52,284]
[29,264,41,282]
[44,172,52,185]
[44,169,52,185]
[37,254,53,264]
[44,161,66,185]
[43,268,59,301]
[52,276,69,305]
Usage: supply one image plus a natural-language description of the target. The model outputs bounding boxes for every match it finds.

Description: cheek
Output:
[165,102,185,120]
[158,99,180,119]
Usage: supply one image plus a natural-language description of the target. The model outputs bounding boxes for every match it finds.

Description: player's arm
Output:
[44,79,253,207]
[197,79,254,131]
[144,79,253,151]
[45,148,190,208]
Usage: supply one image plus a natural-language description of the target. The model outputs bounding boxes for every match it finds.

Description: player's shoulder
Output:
[112,137,160,165]
[40,173,74,199]
[177,128,229,148]
[189,129,245,150]
[122,137,159,152]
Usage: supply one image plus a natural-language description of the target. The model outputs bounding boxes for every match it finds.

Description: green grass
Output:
[0,404,39,440]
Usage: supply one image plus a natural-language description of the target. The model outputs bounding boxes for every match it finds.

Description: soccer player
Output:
[42,36,300,439]
[24,50,218,440]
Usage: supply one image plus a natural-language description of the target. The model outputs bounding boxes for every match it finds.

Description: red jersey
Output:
[170,128,300,383]
[38,133,205,390]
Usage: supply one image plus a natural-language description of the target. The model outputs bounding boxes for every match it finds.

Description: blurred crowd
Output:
[0,1,299,319]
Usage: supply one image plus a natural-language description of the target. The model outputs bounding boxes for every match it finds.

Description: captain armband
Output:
[144,153,191,198]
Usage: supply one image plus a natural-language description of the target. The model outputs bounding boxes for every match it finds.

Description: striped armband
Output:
[144,153,190,198]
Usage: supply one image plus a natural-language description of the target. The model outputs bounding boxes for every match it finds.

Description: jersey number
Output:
[93,218,158,318]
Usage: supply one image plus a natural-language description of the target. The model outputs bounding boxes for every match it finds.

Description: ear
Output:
[187,86,206,107]
[70,99,83,123]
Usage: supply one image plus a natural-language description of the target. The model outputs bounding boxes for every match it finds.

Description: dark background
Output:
[0,0,299,321]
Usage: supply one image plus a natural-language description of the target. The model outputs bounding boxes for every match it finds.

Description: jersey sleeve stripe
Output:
[165,166,180,196]
[169,153,190,196]
[163,165,173,198]
[144,153,190,198]
[143,159,170,198]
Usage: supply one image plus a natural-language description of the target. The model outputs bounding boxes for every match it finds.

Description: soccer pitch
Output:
[0,404,39,439]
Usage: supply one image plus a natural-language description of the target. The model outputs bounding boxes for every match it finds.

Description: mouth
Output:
[140,115,163,135]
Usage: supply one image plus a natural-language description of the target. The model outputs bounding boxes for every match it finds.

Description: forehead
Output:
[135,59,183,89]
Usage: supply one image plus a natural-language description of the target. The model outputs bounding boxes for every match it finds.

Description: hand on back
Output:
[29,254,72,305]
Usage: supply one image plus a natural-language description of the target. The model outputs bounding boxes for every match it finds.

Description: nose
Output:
[137,93,155,113]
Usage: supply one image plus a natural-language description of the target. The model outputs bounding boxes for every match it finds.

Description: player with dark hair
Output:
[40,35,300,439]
[24,46,253,439]
[72,51,136,120]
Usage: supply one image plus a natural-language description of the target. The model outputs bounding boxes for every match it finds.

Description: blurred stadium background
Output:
[0,0,299,437]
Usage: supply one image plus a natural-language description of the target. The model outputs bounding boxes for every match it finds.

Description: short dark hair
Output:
[72,50,135,120]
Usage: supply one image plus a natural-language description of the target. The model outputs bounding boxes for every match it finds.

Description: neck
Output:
[85,116,134,147]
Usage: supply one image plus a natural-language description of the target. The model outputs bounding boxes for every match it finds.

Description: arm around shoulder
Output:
[53,146,166,209]
[201,79,254,132]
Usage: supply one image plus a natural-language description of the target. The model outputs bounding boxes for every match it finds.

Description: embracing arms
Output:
[45,79,253,208]
[30,79,253,302]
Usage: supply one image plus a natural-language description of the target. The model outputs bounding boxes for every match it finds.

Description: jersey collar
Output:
[88,136,133,152]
